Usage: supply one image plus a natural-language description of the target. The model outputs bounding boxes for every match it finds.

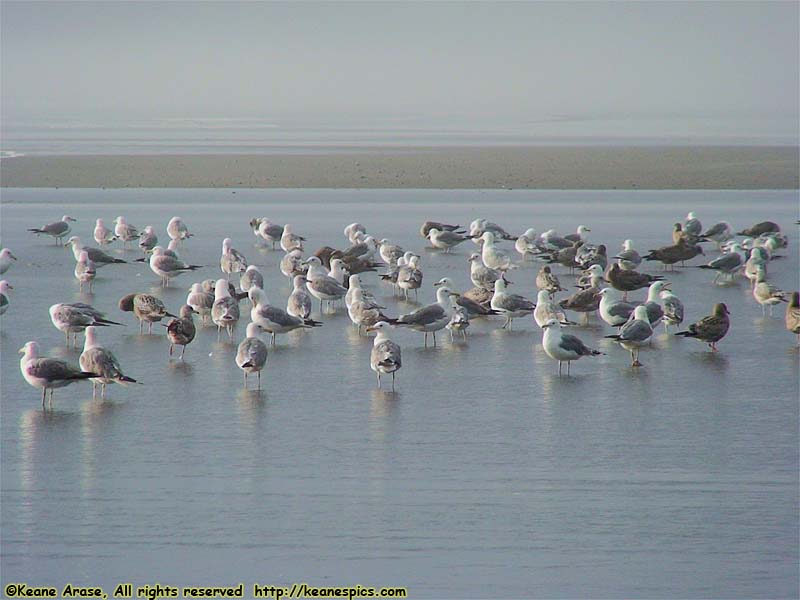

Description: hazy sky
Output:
[2,1,798,123]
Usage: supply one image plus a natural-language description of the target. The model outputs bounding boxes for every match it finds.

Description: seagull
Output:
[421,221,463,238]
[490,278,536,329]
[328,258,350,285]
[19,341,97,408]
[249,287,322,345]
[220,238,248,278]
[0,280,13,315]
[167,216,193,242]
[236,323,269,389]
[280,224,305,253]
[239,265,264,296]
[138,226,158,255]
[613,240,642,271]
[427,228,472,253]
[287,275,313,319]
[303,256,348,311]
[433,277,500,317]
[396,286,458,346]
[345,274,380,310]
[28,215,76,245]
[698,243,744,283]
[480,232,516,271]
[540,229,573,250]
[344,222,367,243]
[50,303,124,347]
[534,290,573,328]
[597,288,636,328]
[93,218,117,246]
[606,264,665,300]
[515,229,539,260]
[378,239,405,266]
[470,219,516,241]
[642,281,670,328]
[163,305,197,359]
[564,225,591,243]
[676,303,731,351]
[542,319,603,376]
[446,298,470,341]
[80,326,138,398]
[397,255,423,301]
[786,292,800,344]
[66,237,127,266]
[113,216,139,248]
[280,249,306,279]
[535,265,565,296]
[753,269,788,316]
[186,283,214,324]
[737,221,780,237]
[701,222,733,250]
[0,248,17,275]
[74,250,97,292]
[577,244,608,271]
[365,321,402,390]
[559,275,603,323]
[576,264,606,290]
[659,289,684,332]
[252,218,284,249]
[348,288,398,333]
[149,246,201,287]
[212,277,240,340]
[119,293,175,334]
[644,239,705,270]
[605,305,653,367]
[469,253,504,291]
[683,212,702,237]
[546,241,584,273]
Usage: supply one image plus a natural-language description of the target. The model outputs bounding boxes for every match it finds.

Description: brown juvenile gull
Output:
[675,303,731,352]
[536,265,566,296]
[119,293,176,334]
[163,305,197,359]
[644,239,704,270]
[737,221,780,237]
[606,263,665,300]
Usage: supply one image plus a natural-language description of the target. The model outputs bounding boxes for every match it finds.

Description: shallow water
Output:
[1,189,798,598]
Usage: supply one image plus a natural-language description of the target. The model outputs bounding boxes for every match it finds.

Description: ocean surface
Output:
[1,114,797,157]
[0,188,798,598]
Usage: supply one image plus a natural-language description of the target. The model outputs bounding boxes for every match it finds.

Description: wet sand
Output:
[2,145,797,189]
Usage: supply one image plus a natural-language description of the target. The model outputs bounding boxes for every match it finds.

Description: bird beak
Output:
[449,292,460,297]
[663,282,672,290]
[18,346,25,354]
[7,283,14,289]
[10,253,17,260]
[364,326,375,333]
[433,281,442,287]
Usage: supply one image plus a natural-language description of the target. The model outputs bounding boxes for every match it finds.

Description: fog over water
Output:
[2,2,798,144]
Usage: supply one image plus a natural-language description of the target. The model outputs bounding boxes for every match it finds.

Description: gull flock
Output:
[5,211,798,407]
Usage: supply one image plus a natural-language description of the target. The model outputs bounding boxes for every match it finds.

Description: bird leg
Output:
[391,372,395,391]
[169,344,174,357]
[180,345,186,360]
[41,387,47,408]
[257,370,261,390]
